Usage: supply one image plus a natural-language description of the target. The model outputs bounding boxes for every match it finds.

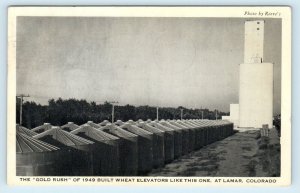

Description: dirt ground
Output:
[148,130,280,177]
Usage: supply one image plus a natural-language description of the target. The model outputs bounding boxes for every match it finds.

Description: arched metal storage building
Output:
[184,120,206,148]
[136,122,165,168]
[71,124,120,176]
[33,127,95,176]
[16,132,60,176]
[189,120,209,146]
[149,121,174,163]
[156,120,182,159]
[117,121,153,175]
[182,120,204,150]
[168,121,190,155]
[101,124,138,176]
[176,120,196,151]
[160,120,183,158]
[200,120,216,145]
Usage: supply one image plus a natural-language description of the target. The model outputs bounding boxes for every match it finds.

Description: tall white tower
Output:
[239,20,273,128]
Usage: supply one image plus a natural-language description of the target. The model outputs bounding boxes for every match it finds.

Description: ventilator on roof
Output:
[99,120,110,126]
[86,121,101,128]
[61,122,80,132]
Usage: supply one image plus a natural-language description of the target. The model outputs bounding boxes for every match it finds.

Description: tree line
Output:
[16,98,229,129]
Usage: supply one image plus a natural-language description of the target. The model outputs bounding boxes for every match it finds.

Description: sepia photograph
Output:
[7,6,291,186]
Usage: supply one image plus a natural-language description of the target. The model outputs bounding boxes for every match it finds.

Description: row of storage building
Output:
[16,119,234,176]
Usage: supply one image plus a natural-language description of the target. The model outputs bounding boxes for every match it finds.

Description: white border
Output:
[7,6,292,186]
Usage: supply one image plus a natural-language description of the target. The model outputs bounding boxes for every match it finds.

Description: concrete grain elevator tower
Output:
[239,20,274,128]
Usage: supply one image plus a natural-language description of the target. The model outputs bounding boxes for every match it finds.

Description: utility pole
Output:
[200,106,204,120]
[108,101,119,123]
[180,108,183,120]
[156,106,159,121]
[215,110,218,120]
[16,94,30,126]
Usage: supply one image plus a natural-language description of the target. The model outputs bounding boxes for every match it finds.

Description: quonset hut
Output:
[149,121,174,163]
[175,120,196,152]
[116,120,153,175]
[184,120,206,149]
[33,126,95,176]
[160,120,183,158]
[101,124,138,176]
[136,121,165,168]
[16,132,60,176]
[190,120,209,146]
[181,120,203,150]
[168,121,190,155]
[201,120,218,144]
[70,124,120,176]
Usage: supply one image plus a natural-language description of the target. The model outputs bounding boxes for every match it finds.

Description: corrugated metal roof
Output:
[16,125,37,137]
[16,133,59,153]
[150,122,174,132]
[194,120,213,127]
[173,121,190,129]
[183,120,199,128]
[101,124,138,140]
[160,121,182,131]
[121,123,153,137]
[187,120,207,128]
[71,124,119,141]
[168,121,189,129]
[180,121,198,128]
[136,122,164,134]
[33,127,94,146]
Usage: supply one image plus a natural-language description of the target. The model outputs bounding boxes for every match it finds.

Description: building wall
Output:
[230,104,239,121]
[222,104,239,127]
[244,20,264,63]
[239,63,273,128]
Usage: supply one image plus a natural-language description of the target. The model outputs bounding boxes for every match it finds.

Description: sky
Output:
[16,17,281,114]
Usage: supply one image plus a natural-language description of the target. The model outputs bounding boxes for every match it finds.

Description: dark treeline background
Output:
[16,98,229,129]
